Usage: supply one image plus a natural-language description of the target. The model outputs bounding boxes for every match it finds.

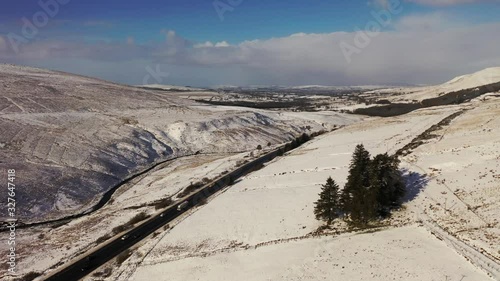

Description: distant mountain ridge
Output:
[367,67,500,103]
[355,67,500,117]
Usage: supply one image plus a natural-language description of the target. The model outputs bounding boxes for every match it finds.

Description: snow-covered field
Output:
[129,226,489,281]
[97,100,499,281]
[400,95,500,263]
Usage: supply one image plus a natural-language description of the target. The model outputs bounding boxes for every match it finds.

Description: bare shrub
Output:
[120,117,139,125]
[96,234,112,244]
[116,249,132,265]
[129,212,150,225]
[92,267,113,278]
[14,272,41,281]
[155,197,173,210]
[198,197,208,206]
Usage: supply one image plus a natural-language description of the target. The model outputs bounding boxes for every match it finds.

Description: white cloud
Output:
[162,21,500,85]
[2,17,500,86]
[214,41,230,47]
[194,41,231,48]
[194,41,214,48]
[290,32,309,37]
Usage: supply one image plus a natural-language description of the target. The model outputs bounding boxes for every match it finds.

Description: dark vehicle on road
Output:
[177,201,189,211]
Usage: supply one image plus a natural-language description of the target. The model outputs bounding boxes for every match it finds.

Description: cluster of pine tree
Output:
[314,144,406,227]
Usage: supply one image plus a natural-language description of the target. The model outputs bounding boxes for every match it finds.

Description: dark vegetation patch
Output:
[115,249,132,265]
[178,179,209,198]
[112,212,150,235]
[353,103,422,117]
[138,86,213,93]
[197,197,208,206]
[119,116,139,125]
[128,212,150,225]
[354,82,500,117]
[421,81,500,106]
[194,99,329,111]
[112,224,130,235]
[395,110,466,157]
[13,271,42,281]
[96,234,112,244]
[154,197,174,210]
[178,178,212,198]
[315,144,407,227]
[92,267,113,278]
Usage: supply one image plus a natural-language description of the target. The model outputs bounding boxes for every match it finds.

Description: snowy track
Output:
[422,219,500,280]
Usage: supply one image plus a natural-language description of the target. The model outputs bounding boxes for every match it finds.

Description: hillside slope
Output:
[368,67,500,103]
[353,67,500,117]
[0,64,358,223]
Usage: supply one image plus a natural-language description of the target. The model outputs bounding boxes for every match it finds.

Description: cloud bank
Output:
[1,15,500,86]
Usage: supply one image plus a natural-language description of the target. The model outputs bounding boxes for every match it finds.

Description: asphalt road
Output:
[44,195,193,281]
[42,140,300,281]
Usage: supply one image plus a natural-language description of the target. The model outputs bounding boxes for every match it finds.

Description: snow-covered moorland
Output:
[102,93,500,280]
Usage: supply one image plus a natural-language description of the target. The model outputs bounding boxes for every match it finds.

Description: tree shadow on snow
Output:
[400,168,430,203]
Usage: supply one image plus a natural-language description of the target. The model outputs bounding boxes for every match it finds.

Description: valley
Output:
[0,65,499,281]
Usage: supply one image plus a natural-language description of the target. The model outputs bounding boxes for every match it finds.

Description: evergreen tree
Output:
[341,145,371,209]
[341,144,378,226]
[314,145,408,228]
[349,183,378,226]
[370,153,406,216]
[314,177,341,225]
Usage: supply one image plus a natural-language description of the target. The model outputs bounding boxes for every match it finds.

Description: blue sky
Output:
[1,0,500,86]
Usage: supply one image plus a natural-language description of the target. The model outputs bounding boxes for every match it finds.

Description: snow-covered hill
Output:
[0,64,358,223]
[367,67,500,103]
